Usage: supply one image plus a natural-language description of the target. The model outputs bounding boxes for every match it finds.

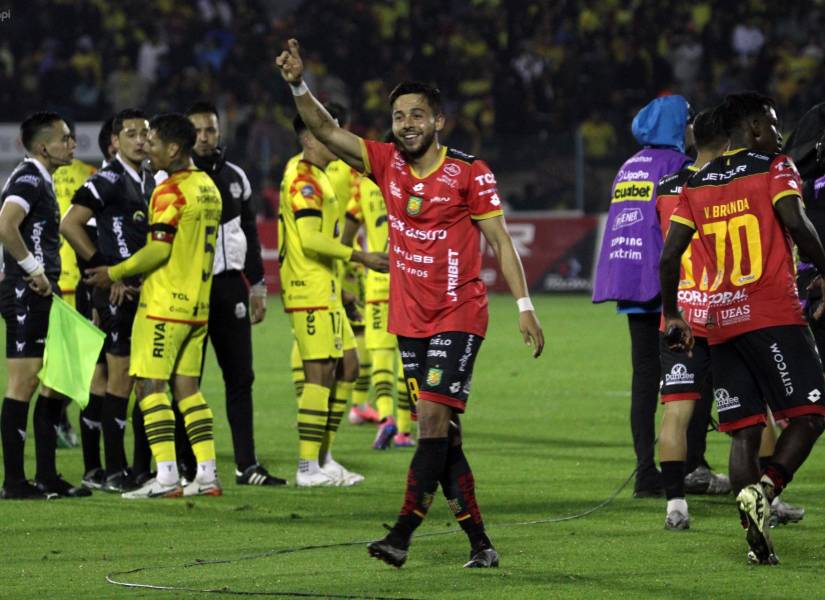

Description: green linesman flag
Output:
[38,295,105,409]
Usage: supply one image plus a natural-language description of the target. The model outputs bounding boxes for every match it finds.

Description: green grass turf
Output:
[0,294,823,599]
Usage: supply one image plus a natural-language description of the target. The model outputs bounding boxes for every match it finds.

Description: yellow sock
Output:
[354,333,371,407]
[290,339,305,401]
[298,383,329,461]
[139,392,176,464]
[321,380,352,457]
[372,348,395,421]
[178,392,216,463]
[396,354,412,435]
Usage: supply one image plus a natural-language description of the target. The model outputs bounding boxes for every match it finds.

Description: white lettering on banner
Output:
[481,223,534,258]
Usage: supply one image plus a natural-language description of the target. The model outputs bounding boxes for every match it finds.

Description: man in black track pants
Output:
[174,101,287,486]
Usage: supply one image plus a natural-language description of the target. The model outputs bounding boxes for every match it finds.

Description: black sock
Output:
[131,401,152,477]
[33,394,61,481]
[391,437,449,546]
[1,398,30,485]
[101,393,129,475]
[758,456,772,471]
[79,393,103,473]
[59,396,72,429]
[440,443,491,551]
[226,389,256,471]
[660,460,686,500]
[172,403,195,480]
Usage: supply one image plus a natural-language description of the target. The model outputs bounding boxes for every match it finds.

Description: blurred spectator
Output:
[579,111,617,160]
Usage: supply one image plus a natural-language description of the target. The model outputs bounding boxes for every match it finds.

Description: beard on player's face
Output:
[395,127,436,160]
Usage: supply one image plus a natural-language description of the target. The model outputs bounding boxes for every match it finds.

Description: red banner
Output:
[259,214,599,295]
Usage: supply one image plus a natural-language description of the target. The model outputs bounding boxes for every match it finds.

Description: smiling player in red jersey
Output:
[277,39,544,569]
[661,92,825,564]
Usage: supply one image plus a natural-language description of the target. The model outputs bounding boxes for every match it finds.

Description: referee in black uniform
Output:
[0,112,88,498]
[178,101,286,486]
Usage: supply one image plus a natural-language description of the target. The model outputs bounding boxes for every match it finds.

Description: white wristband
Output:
[17,253,43,276]
[290,81,309,96]
[517,297,534,312]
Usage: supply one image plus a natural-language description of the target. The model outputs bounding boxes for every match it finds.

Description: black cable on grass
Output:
[106,468,636,598]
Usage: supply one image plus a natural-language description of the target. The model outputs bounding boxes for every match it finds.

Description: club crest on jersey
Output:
[426,368,442,387]
[406,196,423,215]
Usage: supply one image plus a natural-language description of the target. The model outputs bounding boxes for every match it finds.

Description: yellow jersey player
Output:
[343,173,414,448]
[279,112,387,487]
[86,114,223,499]
[53,155,96,306]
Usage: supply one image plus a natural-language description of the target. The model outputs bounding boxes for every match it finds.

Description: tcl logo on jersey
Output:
[474,173,496,186]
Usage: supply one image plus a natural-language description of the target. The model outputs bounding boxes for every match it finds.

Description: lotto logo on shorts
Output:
[153,322,166,358]
[808,389,822,403]
[714,388,741,412]
[664,363,694,386]
[426,368,442,387]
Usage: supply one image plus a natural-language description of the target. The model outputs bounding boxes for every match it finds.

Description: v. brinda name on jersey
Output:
[670,149,805,344]
[360,139,503,338]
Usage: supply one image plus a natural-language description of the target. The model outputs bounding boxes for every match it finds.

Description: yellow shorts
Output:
[130,310,207,379]
[365,301,395,350]
[291,307,355,360]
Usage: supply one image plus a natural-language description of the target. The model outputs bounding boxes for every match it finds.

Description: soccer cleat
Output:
[295,469,337,487]
[349,403,380,425]
[372,417,398,450]
[183,478,223,497]
[464,547,500,568]
[134,471,156,487]
[685,465,731,495]
[35,475,92,498]
[81,467,106,490]
[1,480,56,500]
[102,470,138,493]
[321,458,364,486]
[367,536,408,568]
[121,477,183,499]
[393,432,415,447]
[665,509,690,531]
[769,496,805,528]
[236,464,288,486]
[737,483,778,565]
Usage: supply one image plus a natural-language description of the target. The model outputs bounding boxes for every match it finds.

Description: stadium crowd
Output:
[5,1,825,210]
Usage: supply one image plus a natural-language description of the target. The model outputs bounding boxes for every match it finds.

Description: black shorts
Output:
[398,331,483,414]
[0,278,54,358]
[92,287,138,356]
[659,335,710,402]
[710,325,825,432]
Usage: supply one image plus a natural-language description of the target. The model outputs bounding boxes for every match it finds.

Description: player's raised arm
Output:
[276,39,365,172]
[477,215,544,358]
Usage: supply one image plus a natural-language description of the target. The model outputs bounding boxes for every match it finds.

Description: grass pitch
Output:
[1,294,823,599]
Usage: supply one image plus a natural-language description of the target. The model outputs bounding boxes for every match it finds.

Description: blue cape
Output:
[631,95,690,153]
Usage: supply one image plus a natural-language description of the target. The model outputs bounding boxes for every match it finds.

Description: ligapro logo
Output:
[714,388,741,412]
[612,207,643,231]
[664,363,694,386]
